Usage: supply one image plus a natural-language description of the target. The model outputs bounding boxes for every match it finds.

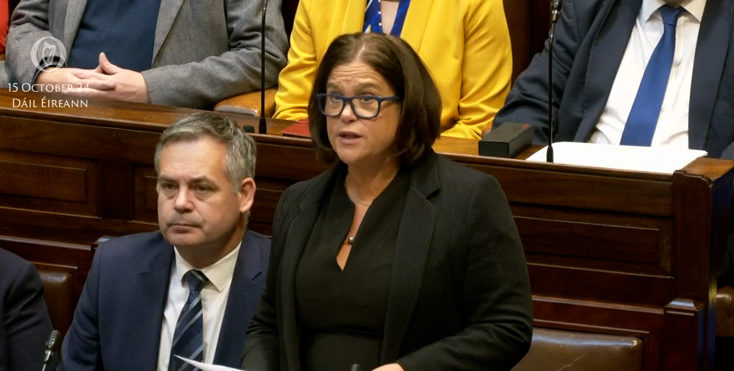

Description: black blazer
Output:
[243,152,532,371]
[496,0,734,159]
[0,248,53,371]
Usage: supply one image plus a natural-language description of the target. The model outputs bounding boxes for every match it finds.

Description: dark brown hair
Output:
[308,32,441,166]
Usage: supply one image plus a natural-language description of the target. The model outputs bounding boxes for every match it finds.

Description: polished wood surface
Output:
[1,90,732,370]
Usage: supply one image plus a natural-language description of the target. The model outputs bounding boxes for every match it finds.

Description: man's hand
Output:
[69,52,150,103]
[36,67,116,92]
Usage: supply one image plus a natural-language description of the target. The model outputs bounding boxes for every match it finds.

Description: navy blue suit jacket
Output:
[0,248,53,371]
[59,230,271,371]
[496,0,734,159]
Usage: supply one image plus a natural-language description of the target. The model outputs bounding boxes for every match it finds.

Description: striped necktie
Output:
[620,5,683,146]
[169,270,208,371]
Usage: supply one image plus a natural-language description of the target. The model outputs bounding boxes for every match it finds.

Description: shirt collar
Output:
[643,0,706,23]
[172,242,241,293]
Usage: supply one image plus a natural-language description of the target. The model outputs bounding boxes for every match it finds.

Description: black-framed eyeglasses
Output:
[316,93,402,120]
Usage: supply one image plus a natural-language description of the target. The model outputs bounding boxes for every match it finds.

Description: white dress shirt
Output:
[591,0,705,147]
[157,243,241,370]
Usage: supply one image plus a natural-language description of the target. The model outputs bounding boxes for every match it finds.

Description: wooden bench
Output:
[1,91,732,369]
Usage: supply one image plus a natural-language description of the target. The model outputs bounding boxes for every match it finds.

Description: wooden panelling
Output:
[469,161,674,215]
[250,180,291,237]
[0,154,89,202]
[504,0,551,81]
[0,150,98,215]
[0,90,731,370]
[133,165,159,223]
[517,216,666,265]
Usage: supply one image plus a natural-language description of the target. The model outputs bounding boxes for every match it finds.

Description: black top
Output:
[295,168,409,371]
[243,153,533,370]
[69,0,160,71]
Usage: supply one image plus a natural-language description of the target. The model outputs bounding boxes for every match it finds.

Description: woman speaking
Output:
[243,33,532,371]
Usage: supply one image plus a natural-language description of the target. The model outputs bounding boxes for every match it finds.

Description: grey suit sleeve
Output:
[494,0,583,143]
[5,0,65,84]
[142,0,288,108]
[0,61,12,86]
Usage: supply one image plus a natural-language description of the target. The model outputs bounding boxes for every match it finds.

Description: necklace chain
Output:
[345,178,372,207]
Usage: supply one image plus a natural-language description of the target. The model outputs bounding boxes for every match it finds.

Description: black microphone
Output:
[350,364,360,371]
[259,0,270,134]
[41,329,60,371]
[547,0,562,163]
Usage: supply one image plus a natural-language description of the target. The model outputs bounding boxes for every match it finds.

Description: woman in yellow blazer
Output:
[274,0,513,139]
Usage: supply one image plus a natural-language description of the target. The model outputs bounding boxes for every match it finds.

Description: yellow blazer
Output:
[273,0,513,139]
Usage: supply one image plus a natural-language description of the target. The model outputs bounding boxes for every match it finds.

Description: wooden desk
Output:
[1,90,731,370]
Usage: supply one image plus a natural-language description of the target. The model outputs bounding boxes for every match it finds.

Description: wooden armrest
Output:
[214,89,277,117]
[717,285,734,336]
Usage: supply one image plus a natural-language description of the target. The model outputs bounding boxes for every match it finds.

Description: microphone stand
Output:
[259,0,270,134]
[41,329,60,371]
[547,0,562,163]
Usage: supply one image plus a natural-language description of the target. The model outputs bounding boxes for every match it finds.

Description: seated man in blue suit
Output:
[59,112,271,371]
[495,0,734,288]
[496,0,734,159]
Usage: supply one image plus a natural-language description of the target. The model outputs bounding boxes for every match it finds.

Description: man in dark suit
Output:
[0,248,53,371]
[59,112,270,371]
[495,0,734,159]
[496,1,734,367]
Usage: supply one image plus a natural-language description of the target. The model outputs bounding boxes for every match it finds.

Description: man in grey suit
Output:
[5,0,288,109]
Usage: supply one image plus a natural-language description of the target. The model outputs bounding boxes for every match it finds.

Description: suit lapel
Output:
[576,0,640,141]
[152,0,185,62]
[63,0,87,48]
[129,237,173,368]
[689,0,731,150]
[380,154,439,363]
[399,0,435,51]
[214,231,267,367]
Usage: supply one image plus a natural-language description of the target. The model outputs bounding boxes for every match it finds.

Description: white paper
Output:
[175,355,243,371]
[526,142,706,174]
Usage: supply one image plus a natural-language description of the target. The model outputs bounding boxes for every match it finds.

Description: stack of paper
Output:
[527,142,707,174]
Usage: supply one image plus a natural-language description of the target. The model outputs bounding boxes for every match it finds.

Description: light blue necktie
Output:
[620,5,683,146]
[169,270,208,371]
